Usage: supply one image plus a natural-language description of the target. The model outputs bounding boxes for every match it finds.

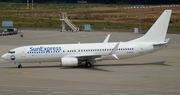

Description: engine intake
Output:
[61,57,78,66]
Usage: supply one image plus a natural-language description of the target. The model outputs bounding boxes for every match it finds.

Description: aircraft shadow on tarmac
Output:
[94,61,171,67]
[3,65,60,69]
[61,61,171,72]
[2,61,170,72]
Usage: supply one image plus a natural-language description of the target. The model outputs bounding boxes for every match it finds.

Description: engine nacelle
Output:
[61,57,78,66]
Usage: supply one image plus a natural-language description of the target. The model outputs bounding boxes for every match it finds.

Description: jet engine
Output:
[61,57,78,66]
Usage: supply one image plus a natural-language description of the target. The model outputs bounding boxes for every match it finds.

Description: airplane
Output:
[1,10,171,68]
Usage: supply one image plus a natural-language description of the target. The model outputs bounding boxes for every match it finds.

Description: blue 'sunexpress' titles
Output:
[30,46,61,52]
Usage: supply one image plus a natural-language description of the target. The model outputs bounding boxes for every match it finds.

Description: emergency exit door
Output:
[21,48,26,57]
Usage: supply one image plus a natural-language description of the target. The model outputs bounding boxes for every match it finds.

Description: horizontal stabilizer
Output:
[153,38,170,47]
[153,42,168,46]
[165,38,170,43]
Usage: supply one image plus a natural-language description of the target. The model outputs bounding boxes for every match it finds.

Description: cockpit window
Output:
[8,51,15,54]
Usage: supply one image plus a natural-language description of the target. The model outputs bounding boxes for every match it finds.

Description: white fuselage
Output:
[2,42,164,63]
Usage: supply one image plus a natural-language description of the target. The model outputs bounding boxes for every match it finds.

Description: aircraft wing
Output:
[76,55,102,61]
[64,42,120,61]
[64,54,102,61]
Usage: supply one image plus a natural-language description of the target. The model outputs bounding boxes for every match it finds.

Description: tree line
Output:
[0,0,179,4]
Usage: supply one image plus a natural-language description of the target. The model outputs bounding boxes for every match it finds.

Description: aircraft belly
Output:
[26,55,60,62]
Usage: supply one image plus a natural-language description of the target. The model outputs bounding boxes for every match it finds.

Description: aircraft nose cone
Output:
[1,54,7,60]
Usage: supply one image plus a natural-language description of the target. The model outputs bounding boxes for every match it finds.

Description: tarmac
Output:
[0,29,180,95]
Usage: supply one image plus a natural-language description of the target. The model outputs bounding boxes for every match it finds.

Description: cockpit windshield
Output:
[8,51,15,54]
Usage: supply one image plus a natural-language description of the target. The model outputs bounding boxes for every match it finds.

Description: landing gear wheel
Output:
[18,64,22,68]
[86,62,92,68]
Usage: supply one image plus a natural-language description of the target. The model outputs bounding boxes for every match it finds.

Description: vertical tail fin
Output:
[129,10,172,42]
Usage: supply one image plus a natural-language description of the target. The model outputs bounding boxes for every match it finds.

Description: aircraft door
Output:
[21,48,26,57]
[139,45,143,53]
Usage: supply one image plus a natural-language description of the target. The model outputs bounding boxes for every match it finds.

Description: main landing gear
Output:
[85,61,92,68]
[18,64,22,68]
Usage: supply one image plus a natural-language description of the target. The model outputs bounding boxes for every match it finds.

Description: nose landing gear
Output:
[18,64,22,68]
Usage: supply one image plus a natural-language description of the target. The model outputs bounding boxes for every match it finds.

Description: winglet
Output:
[103,34,111,43]
[109,42,120,59]
[112,54,119,59]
